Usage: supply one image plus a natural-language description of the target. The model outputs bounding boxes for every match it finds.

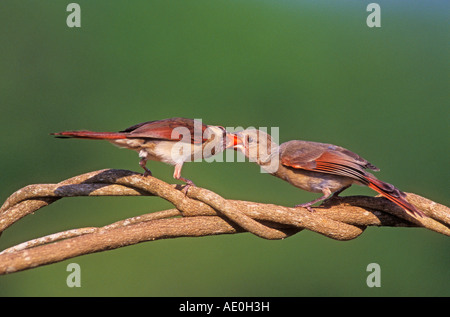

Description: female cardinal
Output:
[52,117,237,185]
[233,128,424,218]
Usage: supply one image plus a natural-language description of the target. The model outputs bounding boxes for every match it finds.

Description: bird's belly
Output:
[111,138,145,150]
[276,167,354,193]
[110,139,169,162]
[111,138,206,166]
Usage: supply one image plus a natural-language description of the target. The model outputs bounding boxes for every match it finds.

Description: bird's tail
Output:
[365,175,424,218]
[51,130,127,140]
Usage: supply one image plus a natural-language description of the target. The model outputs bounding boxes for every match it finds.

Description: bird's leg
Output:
[138,150,152,176]
[295,188,332,212]
[330,185,350,198]
[321,184,351,205]
[139,157,152,177]
[173,163,195,194]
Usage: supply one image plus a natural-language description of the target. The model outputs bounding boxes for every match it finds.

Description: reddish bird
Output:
[233,129,424,218]
[52,117,237,185]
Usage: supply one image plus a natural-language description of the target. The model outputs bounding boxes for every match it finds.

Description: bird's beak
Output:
[231,132,244,151]
[224,132,242,149]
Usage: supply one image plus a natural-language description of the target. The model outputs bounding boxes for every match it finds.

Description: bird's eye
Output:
[246,135,254,144]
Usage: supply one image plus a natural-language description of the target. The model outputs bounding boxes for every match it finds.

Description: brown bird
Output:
[52,117,237,185]
[233,128,424,218]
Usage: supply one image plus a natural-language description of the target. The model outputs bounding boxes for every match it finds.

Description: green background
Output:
[0,0,448,296]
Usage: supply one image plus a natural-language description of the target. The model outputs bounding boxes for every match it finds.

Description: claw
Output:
[179,178,195,196]
[294,203,315,212]
[139,157,152,177]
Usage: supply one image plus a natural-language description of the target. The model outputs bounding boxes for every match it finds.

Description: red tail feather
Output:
[51,131,127,140]
[366,177,424,218]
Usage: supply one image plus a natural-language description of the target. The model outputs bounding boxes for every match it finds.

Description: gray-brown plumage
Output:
[234,128,424,218]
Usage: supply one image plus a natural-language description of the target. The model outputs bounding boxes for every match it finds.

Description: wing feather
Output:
[120,118,208,143]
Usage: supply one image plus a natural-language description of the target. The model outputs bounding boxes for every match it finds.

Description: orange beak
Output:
[224,133,243,149]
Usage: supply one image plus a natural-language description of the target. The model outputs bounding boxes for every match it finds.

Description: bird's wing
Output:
[279,140,424,218]
[280,140,378,183]
[121,117,209,144]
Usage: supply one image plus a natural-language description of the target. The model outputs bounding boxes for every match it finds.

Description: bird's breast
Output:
[274,165,354,193]
[111,134,224,166]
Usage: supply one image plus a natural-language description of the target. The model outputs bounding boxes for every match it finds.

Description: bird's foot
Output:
[143,169,152,177]
[179,178,196,196]
[139,158,152,177]
[294,203,315,212]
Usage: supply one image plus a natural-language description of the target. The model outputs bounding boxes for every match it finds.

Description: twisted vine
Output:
[0,169,448,274]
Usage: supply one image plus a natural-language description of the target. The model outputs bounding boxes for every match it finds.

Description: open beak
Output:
[232,132,244,150]
[224,132,243,149]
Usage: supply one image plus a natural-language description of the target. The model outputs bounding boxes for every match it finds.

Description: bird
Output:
[232,128,424,218]
[51,117,238,185]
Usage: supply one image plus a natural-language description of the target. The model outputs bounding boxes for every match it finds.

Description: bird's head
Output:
[233,128,279,171]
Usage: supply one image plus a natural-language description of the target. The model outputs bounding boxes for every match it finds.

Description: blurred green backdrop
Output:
[0,0,448,296]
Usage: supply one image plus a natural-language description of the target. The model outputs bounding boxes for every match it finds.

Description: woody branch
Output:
[0,169,448,275]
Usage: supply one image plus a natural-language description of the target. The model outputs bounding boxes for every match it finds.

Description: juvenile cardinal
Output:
[52,117,237,185]
[233,128,424,218]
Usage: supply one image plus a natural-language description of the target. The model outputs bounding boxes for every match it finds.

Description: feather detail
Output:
[51,131,127,140]
[366,176,424,218]
[121,117,209,144]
